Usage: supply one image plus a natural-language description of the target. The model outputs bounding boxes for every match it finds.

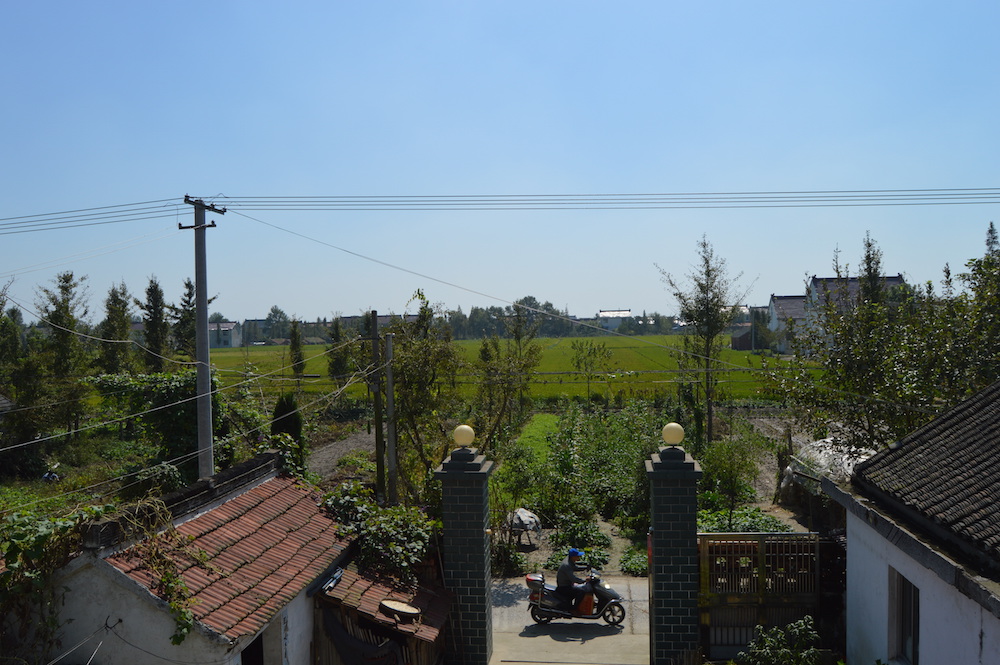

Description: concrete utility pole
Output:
[385,332,397,504]
[182,195,226,479]
[369,311,386,500]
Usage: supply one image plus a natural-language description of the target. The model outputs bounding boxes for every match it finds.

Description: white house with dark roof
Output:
[823,381,1000,665]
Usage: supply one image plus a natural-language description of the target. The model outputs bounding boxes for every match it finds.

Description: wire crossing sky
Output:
[3,3,1000,322]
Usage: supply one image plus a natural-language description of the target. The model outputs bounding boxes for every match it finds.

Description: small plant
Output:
[491,540,527,577]
[738,615,821,665]
[619,544,648,576]
[549,515,612,551]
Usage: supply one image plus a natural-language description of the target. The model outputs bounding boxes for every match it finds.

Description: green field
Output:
[210,335,779,403]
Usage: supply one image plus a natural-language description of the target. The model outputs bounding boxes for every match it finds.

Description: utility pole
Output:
[369,311,386,501]
[385,332,397,504]
[182,195,226,479]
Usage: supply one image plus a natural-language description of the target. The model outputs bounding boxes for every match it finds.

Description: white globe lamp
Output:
[661,422,685,447]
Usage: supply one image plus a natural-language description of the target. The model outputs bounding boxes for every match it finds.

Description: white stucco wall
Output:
[55,555,241,665]
[54,554,320,665]
[845,511,1000,665]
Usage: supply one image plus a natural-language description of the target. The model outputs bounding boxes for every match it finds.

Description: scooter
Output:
[525,569,625,625]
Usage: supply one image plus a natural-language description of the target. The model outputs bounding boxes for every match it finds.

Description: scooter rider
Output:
[556,548,589,611]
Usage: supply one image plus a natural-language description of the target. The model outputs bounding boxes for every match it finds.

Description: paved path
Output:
[490,576,651,665]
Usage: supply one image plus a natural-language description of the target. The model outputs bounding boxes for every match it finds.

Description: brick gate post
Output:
[435,425,495,665]
[646,423,702,664]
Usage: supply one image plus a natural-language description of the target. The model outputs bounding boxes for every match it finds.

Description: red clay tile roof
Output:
[106,475,350,640]
[322,564,451,644]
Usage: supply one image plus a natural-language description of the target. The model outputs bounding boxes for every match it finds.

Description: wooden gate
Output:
[698,533,822,660]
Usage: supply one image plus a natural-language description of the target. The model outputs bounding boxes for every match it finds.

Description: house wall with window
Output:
[840,503,1000,665]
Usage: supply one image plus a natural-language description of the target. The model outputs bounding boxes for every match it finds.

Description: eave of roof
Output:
[320,563,451,644]
[853,381,1000,574]
[106,475,351,641]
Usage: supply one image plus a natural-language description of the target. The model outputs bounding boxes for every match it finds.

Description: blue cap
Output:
[568,548,583,558]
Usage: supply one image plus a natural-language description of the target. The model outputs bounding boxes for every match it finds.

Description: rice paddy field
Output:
[210,334,781,403]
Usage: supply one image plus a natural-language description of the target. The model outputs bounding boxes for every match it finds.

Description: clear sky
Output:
[3,2,999,325]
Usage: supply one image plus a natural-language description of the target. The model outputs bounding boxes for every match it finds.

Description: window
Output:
[889,568,919,664]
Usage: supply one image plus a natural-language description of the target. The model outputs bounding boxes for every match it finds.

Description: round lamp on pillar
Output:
[454,424,475,448]
[662,422,684,448]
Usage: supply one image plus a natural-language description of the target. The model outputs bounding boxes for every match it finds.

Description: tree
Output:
[170,278,197,358]
[289,319,305,378]
[472,306,542,453]
[97,281,134,375]
[271,392,303,442]
[699,420,772,529]
[658,236,750,443]
[385,291,462,503]
[209,312,226,323]
[570,339,612,399]
[135,277,170,372]
[326,317,352,383]
[36,271,91,436]
[264,305,290,339]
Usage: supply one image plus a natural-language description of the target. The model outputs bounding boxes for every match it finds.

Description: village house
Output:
[53,455,351,664]
[44,453,451,665]
[823,381,1000,665]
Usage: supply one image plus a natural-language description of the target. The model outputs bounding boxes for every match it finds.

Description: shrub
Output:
[698,507,792,533]
[738,615,821,665]
[619,545,648,576]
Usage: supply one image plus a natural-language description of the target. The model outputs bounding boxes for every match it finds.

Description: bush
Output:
[619,545,648,576]
[491,540,527,577]
[738,615,821,665]
[697,507,792,533]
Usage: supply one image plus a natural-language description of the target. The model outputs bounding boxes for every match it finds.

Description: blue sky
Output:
[2,2,999,325]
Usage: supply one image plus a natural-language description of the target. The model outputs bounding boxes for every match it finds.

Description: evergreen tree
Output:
[290,319,305,377]
[170,278,197,358]
[36,271,91,438]
[97,281,135,374]
[135,277,170,372]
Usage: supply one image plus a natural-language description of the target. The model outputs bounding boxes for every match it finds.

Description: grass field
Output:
[210,334,781,404]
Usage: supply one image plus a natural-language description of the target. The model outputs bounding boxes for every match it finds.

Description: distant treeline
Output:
[241,296,684,344]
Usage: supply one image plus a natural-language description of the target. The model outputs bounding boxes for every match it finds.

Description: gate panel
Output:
[698,533,821,660]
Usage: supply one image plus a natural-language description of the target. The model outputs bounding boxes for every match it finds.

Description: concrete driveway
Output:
[490,576,651,665]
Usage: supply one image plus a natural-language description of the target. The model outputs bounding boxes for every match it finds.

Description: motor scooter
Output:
[525,569,625,625]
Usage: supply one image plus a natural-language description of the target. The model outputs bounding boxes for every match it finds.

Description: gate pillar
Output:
[435,425,495,665]
[646,424,703,664]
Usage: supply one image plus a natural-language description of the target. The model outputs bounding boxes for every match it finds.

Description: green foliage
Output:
[290,319,305,377]
[88,370,222,476]
[570,339,613,398]
[770,227,1000,448]
[0,505,111,658]
[619,544,648,576]
[658,236,750,443]
[738,615,821,665]
[321,482,435,582]
[120,462,184,499]
[491,539,527,577]
[271,393,303,442]
[698,507,792,533]
[699,419,774,527]
[384,291,462,504]
[263,432,310,480]
[135,277,170,372]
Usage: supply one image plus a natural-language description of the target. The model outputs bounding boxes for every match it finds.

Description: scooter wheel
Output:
[602,602,625,626]
[530,606,553,624]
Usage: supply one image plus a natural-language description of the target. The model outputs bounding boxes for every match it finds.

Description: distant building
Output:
[597,309,631,331]
[209,321,242,348]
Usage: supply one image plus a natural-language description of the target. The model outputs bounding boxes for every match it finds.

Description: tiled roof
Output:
[769,295,807,321]
[107,475,350,640]
[322,564,451,644]
[854,381,1000,569]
